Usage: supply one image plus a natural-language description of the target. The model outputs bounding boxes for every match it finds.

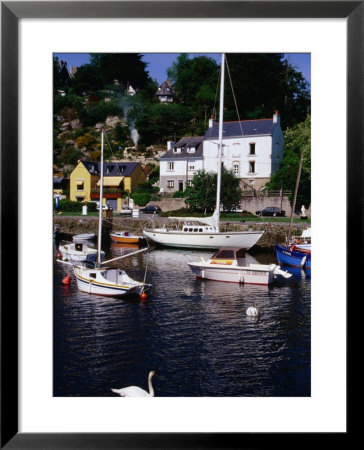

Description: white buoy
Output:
[246,306,259,317]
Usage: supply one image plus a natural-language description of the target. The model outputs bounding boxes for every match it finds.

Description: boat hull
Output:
[275,243,311,268]
[143,229,263,250]
[110,234,141,244]
[73,266,147,297]
[188,262,275,285]
[59,243,104,263]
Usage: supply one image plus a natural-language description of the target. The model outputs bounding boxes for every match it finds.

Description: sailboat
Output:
[143,54,264,250]
[73,129,151,297]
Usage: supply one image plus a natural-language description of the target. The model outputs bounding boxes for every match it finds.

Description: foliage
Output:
[224,53,310,128]
[266,115,311,207]
[184,168,242,213]
[58,147,83,165]
[132,193,151,206]
[76,133,97,150]
[56,199,83,212]
[172,191,186,198]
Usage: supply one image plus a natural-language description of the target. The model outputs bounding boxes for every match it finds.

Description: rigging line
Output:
[225,56,244,139]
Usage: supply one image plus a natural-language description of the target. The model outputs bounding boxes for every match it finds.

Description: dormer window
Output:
[106,165,114,174]
[187,147,195,153]
[173,147,182,153]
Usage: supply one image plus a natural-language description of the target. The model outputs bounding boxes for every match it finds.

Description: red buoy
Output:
[57,252,61,259]
[62,274,71,285]
[140,292,147,301]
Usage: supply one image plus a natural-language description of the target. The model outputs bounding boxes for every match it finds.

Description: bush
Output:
[132,193,151,206]
[172,191,186,198]
[56,199,83,212]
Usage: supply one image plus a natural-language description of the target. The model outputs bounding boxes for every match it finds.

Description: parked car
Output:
[256,206,285,217]
[120,206,133,216]
[140,205,162,214]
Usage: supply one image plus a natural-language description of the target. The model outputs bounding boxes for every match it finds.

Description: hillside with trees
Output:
[53,52,311,203]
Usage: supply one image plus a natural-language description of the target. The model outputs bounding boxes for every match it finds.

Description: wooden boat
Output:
[275,228,311,269]
[188,247,291,285]
[275,243,311,269]
[110,231,141,244]
[73,129,151,297]
[59,242,104,263]
[143,53,263,250]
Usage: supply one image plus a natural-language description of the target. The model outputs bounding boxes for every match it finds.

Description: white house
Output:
[159,137,204,192]
[203,111,284,191]
[159,112,284,193]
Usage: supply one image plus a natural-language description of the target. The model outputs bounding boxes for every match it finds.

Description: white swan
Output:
[111,371,156,397]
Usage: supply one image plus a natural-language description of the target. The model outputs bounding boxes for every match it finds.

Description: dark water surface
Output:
[54,241,311,397]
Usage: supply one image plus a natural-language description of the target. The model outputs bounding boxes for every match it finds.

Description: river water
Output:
[53,240,311,397]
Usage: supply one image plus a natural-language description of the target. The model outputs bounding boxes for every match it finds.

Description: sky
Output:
[54,52,311,87]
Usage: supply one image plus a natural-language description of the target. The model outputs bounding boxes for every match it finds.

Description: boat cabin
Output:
[209,248,246,266]
[182,225,215,233]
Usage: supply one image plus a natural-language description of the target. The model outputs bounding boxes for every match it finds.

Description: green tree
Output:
[167,54,219,133]
[184,168,242,213]
[224,53,310,129]
[267,115,311,207]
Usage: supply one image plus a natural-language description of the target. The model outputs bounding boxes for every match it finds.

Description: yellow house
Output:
[70,160,147,211]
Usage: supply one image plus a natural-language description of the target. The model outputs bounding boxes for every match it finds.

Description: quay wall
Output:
[54,215,310,249]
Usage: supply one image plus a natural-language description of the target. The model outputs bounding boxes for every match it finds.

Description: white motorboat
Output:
[188,248,291,285]
[59,242,104,263]
[143,53,263,250]
[73,129,151,297]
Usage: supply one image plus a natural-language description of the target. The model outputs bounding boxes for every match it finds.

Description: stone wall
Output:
[149,195,311,218]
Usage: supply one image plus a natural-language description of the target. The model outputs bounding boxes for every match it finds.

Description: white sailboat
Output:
[73,129,151,297]
[143,54,264,250]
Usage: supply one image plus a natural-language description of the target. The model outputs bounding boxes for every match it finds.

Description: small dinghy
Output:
[59,242,105,263]
[110,231,141,244]
[188,247,291,285]
[73,233,95,241]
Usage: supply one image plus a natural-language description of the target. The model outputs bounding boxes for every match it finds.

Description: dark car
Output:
[256,206,285,217]
[140,205,162,214]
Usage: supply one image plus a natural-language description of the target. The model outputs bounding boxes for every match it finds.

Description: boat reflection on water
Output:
[284,265,311,279]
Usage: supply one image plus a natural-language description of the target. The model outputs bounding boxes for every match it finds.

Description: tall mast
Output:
[215,53,225,231]
[97,129,104,267]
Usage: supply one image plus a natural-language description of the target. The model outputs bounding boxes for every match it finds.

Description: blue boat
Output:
[275,243,311,269]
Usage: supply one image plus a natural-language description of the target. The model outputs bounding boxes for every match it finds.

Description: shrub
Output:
[56,199,83,212]
[132,193,151,206]
[172,191,186,198]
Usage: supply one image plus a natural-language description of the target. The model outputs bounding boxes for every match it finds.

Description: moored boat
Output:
[275,242,311,269]
[188,247,291,285]
[73,233,96,241]
[59,242,104,263]
[72,129,151,297]
[110,230,141,244]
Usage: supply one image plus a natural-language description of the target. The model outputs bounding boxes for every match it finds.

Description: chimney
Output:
[209,115,215,128]
[167,141,175,150]
[273,110,280,123]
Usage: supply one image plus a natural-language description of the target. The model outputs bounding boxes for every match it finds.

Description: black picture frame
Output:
[1,1,357,448]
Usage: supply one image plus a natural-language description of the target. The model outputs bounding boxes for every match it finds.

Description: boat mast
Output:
[287,149,304,244]
[97,129,105,267]
[215,53,225,232]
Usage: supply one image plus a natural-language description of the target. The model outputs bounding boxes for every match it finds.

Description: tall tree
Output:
[224,53,310,129]
[266,115,311,207]
[185,168,242,213]
[167,54,219,133]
